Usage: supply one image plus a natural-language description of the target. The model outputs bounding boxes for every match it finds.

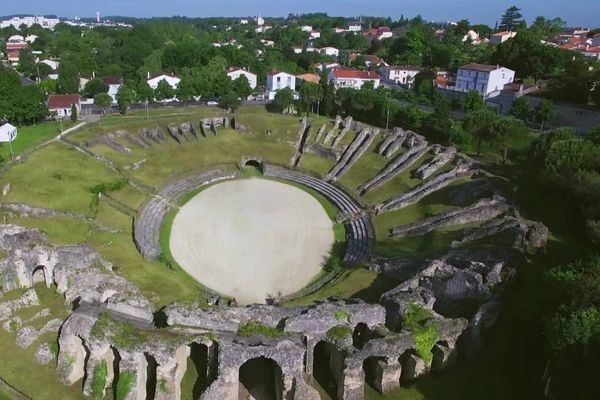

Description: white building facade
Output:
[147,74,181,90]
[454,64,515,97]
[227,67,258,89]
[379,65,421,86]
[328,69,380,90]
[266,71,296,100]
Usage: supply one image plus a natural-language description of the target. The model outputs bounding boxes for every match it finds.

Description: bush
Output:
[237,321,284,338]
[403,304,439,365]
[116,371,136,400]
[89,178,128,195]
[90,360,108,400]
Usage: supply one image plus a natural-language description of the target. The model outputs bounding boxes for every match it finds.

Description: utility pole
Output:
[145,100,149,120]
[386,104,390,130]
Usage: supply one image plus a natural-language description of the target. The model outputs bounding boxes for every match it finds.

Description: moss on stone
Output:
[237,321,284,338]
[327,325,353,340]
[403,304,439,365]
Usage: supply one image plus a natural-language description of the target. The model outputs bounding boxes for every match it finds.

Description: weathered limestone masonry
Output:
[263,165,374,265]
[289,117,311,168]
[376,161,477,213]
[134,170,239,260]
[325,128,380,182]
[415,146,457,180]
[389,195,512,238]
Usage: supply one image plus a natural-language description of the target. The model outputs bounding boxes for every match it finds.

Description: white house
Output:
[328,68,380,90]
[292,47,303,54]
[260,39,275,47]
[227,67,257,89]
[39,59,59,71]
[255,16,265,26]
[240,19,249,25]
[102,76,123,104]
[147,73,181,90]
[300,25,313,32]
[379,65,421,87]
[491,31,517,45]
[48,94,81,118]
[348,21,362,32]
[25,35,38,43]
[333,28,347,34]
[454,63,515,97]
[319,47,340,57]
[309,30,321,39]
[266,70,296,100]
[316,62,340,73]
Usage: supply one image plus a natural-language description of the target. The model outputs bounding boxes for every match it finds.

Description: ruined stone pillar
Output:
[56,334,88,386]
[341,363,364,400]
[119,350,148,400]
[83,345,115,398]
[431,342,456,371]
[155,345,188,400]
[375,358,402,394]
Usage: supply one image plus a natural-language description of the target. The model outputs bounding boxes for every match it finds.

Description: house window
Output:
[287,77,292,85]
[277,76,281,82]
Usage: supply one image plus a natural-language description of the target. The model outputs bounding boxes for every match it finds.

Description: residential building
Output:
[48,94,81,118]
[147,73,181,90]
[592,33,600,47]
[491,31,517,45]
[349,53,387,68]
[328,68,380,90]
[39,59,59,71]
[333,28,347,34]
[379,65,421,87]
[309,30,321,39]
[240,19,249,25]
[454,63,515,97]
[316,62,341,73]
[260,39,275,47]
[318,47,340,57]
[348,21,362,32]
[102,76,123,104]
[266,70,296,100]
[6,37,28,63]
[292,47,303,54]
[25,35,38,43]
[0,16,60,30]
[296,73,321,85]
[366,27,393,41]
[227,67,258,89]
[300,25,313,32]
[255,16,265,26]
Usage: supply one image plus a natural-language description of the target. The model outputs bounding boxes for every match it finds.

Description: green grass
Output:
[0,121,73,163]
[115,371,135,400]
[237,321,284,338]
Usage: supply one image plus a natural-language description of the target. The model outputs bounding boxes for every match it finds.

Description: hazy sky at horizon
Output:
[1,0,598,27]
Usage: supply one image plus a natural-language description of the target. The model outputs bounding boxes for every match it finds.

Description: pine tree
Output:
[499,6,523,31]
[70,103,78,122]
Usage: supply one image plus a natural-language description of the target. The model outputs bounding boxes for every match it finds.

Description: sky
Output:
[1,0,598,27]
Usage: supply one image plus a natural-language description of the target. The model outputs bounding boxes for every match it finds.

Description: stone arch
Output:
[313,341,345,400]
[31,265,48,286]
[362,356,388,394]
[431,340,451,371]
[352,323,370,349]
[238,356,283,400]
[181,342,216,399]
[244,159,262,169]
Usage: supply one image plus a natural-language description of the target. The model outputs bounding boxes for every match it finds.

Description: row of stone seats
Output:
[263,165,373,265]
[134,170,239,259]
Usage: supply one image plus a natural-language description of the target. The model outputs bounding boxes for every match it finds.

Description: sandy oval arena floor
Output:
[169,179,335,304]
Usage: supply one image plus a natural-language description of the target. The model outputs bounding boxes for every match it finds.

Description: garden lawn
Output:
[0,121,68,162]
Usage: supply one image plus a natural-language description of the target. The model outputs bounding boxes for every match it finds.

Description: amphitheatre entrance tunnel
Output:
[238,357,284,400]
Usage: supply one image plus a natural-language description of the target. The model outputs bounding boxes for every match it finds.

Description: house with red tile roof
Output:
[491,31,517,45]
[328,68,380,89]
[48,95,81,119]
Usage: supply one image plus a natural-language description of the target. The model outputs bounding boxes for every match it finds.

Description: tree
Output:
[465,108,499,156]
[57,60,80,94]
[272,87,294,113]
[590,123,600,146]
[463,91,485,113]
[94,93,113,115]
[535,100,556,130]
[510,96,533,122]
[232,75,252,100]
[116,84,136,115]
[219,91,241,113]
[175,78,195,102]
[70,103,78,122]
[299,82,323,117]
[83,78,109,98]
[17,49,36,77]
[136,81,154,103]
[499,6,524,32]
[490,117,528,162]
[154,79,175,102]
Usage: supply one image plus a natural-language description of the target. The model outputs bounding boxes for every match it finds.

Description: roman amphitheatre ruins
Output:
[0,106,547,400]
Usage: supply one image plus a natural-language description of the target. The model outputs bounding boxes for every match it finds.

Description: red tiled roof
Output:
[492,31,511,36]
[101,76,123,85]
[296,73,321,83]
[331,69,380,80]
[48,95,81,109]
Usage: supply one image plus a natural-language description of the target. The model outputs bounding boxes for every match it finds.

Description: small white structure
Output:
[328,68,380,90]
[227,67,257,89]
[309,30,321,39]
[348,21,362,32]
[316,62,340,73]
[255,16,265,26]
[8,35,25,43]
[319,47,340,57]
[240,19,249,25]
[102,76,123,104]
[292,47,303,54]
[39,59,59,71]
[379,65,421,86]
[266,70,296,100]
[147,73,181,90]
[301,25,313,32]
[0,16,60,30]
[260,39,275,47]
[25,35,38,43]
[0,123,17,143]
[454,63,515,97]
[491,31,517,45]
[333,28,347,34]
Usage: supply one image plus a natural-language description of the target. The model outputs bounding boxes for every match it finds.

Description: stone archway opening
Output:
[32,265,47,286]
[180,342,216,399]
[352,323,370,349]
[313,341,344,400]
[145,353,158,400]
[363,356,388,394]
[242,159,263,177]
[399,349,425,384]
[238,357,283,400]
